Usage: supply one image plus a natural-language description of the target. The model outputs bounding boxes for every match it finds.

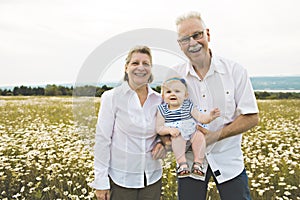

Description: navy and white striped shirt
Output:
[158,99,194,123]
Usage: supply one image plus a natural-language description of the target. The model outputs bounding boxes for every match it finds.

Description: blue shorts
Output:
[178,166,251,200]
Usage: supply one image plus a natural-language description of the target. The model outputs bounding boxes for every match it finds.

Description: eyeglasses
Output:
[177,31,205,45]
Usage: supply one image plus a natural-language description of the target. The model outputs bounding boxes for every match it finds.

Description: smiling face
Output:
[125,52,152,90]
[177,17,210,63]
[162,80,188,110]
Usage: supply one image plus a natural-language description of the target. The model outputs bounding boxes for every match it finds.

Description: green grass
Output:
[0,97,299,199]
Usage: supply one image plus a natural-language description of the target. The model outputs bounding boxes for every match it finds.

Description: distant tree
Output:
[32,87,45,95]
[266,93,278,99]
[58,86,72,96]
[45,84,62,96]
[152,86,161,93]
[13,85,33,96]
[95,85,113,97]
[101,85,109,90]
[278,92,290,99]
[13,87,19,95]
[19,86,27,95]
[23,86,33,95]
[255,91,270,99]
[73,85,97,96]
[2,89,13,96]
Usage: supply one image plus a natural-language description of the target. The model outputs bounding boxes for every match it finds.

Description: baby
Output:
[156,77,220,179]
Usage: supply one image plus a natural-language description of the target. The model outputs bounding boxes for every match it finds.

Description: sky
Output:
[0,0,299,87]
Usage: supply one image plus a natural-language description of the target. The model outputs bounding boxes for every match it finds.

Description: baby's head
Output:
[162,77,188,108]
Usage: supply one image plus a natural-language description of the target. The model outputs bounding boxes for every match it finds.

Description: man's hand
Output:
[152,142,167,160]
[160,135,172,146]
[197,113,259,146]
[95,189,110,200]
[197,125,221,146]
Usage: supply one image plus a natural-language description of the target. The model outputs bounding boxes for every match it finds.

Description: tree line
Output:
[0,84,112,97]
[0,84,299,99]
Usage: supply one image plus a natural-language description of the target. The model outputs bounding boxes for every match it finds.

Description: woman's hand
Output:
[95,189,110,200]
[152,142,166,160]
[168,127,180,137]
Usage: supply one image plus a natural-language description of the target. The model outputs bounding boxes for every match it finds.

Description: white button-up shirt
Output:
[89,81,163,190]
[173,53,259,183]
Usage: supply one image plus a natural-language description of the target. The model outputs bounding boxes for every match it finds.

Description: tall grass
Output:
[0,97,299,199]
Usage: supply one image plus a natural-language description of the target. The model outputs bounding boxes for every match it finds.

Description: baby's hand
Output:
[210,108,221,120]
[168,127,180,137]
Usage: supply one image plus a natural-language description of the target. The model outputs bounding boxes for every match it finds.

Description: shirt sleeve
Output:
[187,99,194,112]
[89,90,116,190]
[233,65,259,115]
[157,104,165,117]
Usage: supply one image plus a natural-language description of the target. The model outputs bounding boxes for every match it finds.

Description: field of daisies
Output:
[0,96,299,200]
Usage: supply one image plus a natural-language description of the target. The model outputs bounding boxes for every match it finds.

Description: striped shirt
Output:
[158,99,193,123]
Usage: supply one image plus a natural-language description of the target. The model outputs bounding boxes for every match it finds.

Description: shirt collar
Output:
[120,81,160,98]
[185,50,226,78]
[120,81,132,94]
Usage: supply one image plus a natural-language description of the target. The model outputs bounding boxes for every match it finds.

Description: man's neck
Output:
[191,53,211,80]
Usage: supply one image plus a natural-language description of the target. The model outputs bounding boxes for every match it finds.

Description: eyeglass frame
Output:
[177,30,205,45]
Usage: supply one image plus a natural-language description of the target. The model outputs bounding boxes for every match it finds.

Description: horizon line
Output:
[1,74,300,87]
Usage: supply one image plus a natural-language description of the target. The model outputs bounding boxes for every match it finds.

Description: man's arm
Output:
[198,113,259,146]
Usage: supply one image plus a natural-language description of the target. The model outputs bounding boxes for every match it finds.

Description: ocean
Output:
[250,76,300,92]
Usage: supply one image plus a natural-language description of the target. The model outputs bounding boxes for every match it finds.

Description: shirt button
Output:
[202,94,205,98]
[214,170,221,176]
[204,109,207,112]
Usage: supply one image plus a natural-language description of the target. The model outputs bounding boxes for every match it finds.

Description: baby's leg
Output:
[172,135,190,177]
[190,130,206,164]
[171,135,187,164]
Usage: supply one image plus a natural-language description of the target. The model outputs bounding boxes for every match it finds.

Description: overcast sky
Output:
[0,0,299,86]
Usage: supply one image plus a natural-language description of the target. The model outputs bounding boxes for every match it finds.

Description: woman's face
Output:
[125,52,152,90]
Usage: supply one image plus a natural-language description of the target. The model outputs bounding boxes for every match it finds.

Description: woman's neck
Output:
[131,83,148,106]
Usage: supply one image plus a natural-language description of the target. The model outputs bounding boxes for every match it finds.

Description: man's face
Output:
[177,18,210,62]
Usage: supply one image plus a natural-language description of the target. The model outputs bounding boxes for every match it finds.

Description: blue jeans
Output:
[178,166,251,200]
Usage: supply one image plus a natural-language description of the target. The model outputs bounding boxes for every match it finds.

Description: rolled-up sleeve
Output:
[233,64,259,115]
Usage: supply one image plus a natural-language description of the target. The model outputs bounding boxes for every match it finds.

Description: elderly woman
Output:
[90,45,165,200]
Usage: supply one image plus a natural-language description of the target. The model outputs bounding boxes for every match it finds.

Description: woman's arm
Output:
[156,110,180,137]
[155,111,169,135]
[91,91,116,190]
